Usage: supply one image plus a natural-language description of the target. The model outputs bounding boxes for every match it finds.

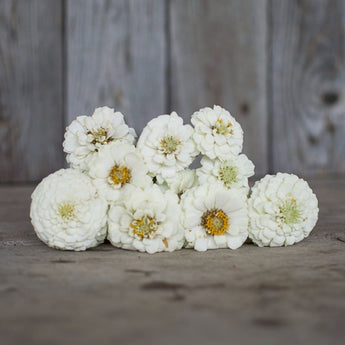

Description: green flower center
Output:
[279,199,302,224]
[130,215,158,240]
[218,165,238,187]
[214,119,234,135]
[58,203,74,220]
[160,136,180,154]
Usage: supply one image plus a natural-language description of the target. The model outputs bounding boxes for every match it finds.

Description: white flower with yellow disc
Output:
[248,173,319,247]
[30,169,108,251]
[107,185,184,254]
[181,183,248,251]
[191,105,243,160]
[87,141,151,203]
[137,112,198,184]
[63,106,136,171]
[197,154,254,194]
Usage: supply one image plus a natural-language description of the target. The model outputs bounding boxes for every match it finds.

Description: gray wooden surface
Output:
[271,0,345,175]
[1,0,345,182]
[67,0,167,133]
[0,0,64,182]
[170,0,268,175]
[1,178,345,345]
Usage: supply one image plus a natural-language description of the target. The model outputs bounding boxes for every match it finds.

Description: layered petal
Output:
[248,173,319,247]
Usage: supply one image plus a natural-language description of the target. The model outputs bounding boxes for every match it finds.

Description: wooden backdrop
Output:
[1,0,344,183]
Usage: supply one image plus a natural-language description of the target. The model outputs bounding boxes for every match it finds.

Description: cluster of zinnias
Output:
[30,105,319,253]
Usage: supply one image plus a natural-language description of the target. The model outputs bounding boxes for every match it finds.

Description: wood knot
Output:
[239,102,250,115]
[308,135,318,145]
[321,91,339,106]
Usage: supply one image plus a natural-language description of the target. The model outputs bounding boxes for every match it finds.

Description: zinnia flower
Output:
[63,106,136,171]
[164,169,198,199]
[87,141,151,203]
[181,183,248,251]
[191,105,243,160]
[30,169,108,251]
[197,154,254,194]
[136,112,198,184]
[107,185,184,254]
[248,173,319,247]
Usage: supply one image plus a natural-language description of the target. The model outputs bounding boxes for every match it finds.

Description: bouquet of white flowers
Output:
[30,105,319,253]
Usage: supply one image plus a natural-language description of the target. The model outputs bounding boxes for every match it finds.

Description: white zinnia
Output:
[137,112,198,184]
[181,183,248,251]
[30,169,108,251]
[197,154,254,194]
[108,185,184,254]
[191,105,243,160]
[87,141,151,203]
[164,169,198,199]
[248,173,319,247]
[63,106,136,171]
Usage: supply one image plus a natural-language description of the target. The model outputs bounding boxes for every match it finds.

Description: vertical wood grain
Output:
[0,0,64,182]
[66,0,167,134]
[169,0,268,175]
[271,0,345,175]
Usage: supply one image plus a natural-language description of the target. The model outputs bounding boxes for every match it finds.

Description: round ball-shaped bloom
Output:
[30,169,108,251]
[248,173,319,247]
[87,141,151,203]
[136,112,198,184]
[107,185,184,254]
[63,106,136,171]
[181,183,248,251]
[164,169,198,199]
[197,154,254,195]
[191,105,243,160]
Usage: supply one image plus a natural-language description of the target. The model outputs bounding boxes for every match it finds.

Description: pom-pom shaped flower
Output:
[30,169,108,251]
[181,183,248,251]
[107,185,184,254]
[164,169,198,199]
[191,105,243,160]
[248,173,319,247]
[197,154,254,194]
[63,106,136,171]
[87,141,151,203]
[137,112,198,184]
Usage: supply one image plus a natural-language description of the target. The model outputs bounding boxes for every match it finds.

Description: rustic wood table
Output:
[1,178,344,345]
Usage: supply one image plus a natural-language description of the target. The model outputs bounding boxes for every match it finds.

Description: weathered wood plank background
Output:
[0,0,345,182]
[0,0,64,182]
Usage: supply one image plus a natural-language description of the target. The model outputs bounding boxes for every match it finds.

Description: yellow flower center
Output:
[89,128,113,145]
[201,209,229,235]
[279,198,302,224]
[109,165,131,185]
[160,136,180,154]
[218,165,237,187]
[58,203,74,220]
[215,118,234,135]
[130,215,158,240]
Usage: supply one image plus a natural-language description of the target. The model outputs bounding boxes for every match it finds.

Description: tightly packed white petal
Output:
[181,183,249,251]
[32,104,320,253]
[63,106,136,171]
[107,185,184,254]
[191,105,243,160]
[87,141,151,203]
[30,169,108,251]
[137,112,198,184]
[164,169,198,199]
[248,173,319,247]
[197,154,254,194]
